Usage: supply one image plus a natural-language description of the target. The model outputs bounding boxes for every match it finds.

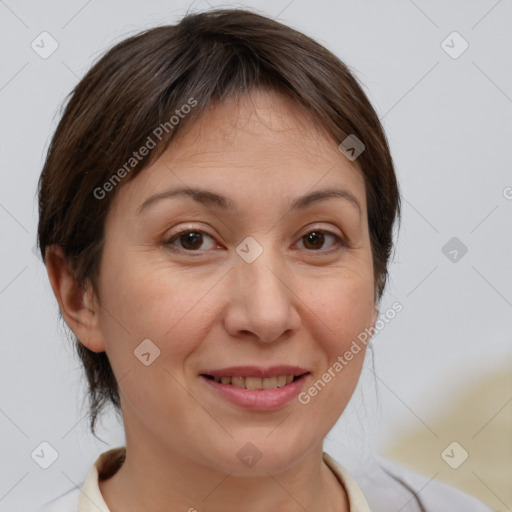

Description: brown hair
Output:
[37,8,400,435]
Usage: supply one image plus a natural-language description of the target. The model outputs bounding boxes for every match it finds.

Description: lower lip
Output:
[200,374,309,410]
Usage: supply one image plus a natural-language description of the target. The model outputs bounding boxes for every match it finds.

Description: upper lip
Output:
[200,365,310,379]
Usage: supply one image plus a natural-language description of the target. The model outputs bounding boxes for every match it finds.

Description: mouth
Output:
[199,366,310,410]
[200,374,303,389]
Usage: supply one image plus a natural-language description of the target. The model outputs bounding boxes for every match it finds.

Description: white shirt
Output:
[40,447,494,512]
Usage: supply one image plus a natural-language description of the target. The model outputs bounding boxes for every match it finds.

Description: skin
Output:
[46,89,378,512]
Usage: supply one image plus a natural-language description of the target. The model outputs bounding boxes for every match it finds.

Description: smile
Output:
[201,374,300,389]
[199,366,310,410]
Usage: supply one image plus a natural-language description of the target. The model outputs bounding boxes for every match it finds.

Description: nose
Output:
[223,244,301,343]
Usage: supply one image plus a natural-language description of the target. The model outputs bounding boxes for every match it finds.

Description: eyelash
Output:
[163,228,348,256]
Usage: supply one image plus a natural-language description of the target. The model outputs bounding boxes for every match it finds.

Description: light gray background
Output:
[0,0,510,510]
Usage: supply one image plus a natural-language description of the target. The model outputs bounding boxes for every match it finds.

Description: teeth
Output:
[277,375,287,387]
[245,377,262,390]
[262,376,277,389]
[209,375,298,389]
[231,376,245,388]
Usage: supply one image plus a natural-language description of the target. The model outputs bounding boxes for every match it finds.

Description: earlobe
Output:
[45,245,106,353]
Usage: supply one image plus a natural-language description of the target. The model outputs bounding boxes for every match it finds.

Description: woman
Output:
[38,8,494,512]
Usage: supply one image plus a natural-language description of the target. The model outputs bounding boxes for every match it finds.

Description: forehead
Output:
[110,89,366,218]
[169,89,360,172]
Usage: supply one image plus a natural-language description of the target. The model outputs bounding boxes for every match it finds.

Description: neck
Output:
[99,435,349,512]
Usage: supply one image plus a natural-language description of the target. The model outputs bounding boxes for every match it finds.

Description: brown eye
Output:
[298,230,345,252]
[165,230,216,252]
[303,231,325,250]
[179,231,204,250]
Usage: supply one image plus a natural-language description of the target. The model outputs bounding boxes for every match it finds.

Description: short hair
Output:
[37,8,400,435]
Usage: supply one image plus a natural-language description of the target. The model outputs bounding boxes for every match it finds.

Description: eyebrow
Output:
[137,186,361,215]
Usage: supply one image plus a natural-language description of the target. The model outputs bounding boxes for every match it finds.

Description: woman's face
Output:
[89,89,377,474]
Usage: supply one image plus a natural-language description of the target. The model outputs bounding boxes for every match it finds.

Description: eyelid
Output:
[298,223,344,239]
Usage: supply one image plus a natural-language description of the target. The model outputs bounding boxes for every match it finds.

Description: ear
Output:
[45,245,106,353]
[369,306,379,337]
[371,306,379,328]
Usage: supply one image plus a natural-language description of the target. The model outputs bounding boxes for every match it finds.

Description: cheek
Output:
[298,278,372,421]
[309,268,375,353]
[100,249,220,334]
[299,267,374,404]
